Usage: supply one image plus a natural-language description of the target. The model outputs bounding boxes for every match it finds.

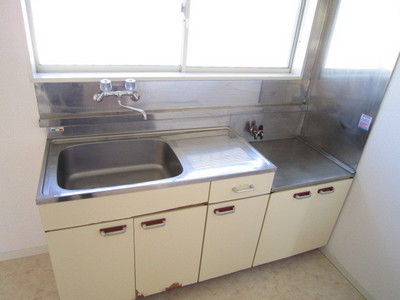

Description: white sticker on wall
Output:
[358,114,373,131]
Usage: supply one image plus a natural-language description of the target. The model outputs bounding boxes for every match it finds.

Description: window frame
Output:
[23,0,319,79]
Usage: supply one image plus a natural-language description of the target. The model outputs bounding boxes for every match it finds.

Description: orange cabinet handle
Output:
[99,225,127,237]
[293,191,311,199]
[318,186,335,195]
[214,205,236,215]
[141,218,166,229]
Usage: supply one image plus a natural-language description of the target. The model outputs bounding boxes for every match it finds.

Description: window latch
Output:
[181,1,189,21]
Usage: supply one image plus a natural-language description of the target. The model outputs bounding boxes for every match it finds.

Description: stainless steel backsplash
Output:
[300,0,399,170]
[35,79,308,141]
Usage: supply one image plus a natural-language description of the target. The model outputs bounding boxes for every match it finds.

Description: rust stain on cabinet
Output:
[136,290,144,298]
[165,282,182,291]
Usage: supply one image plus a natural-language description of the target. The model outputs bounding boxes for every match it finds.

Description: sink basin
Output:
[57,139,183,190]
[37,128,277,204]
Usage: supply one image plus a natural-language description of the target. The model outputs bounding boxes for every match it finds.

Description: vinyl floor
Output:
[0,249,365,300]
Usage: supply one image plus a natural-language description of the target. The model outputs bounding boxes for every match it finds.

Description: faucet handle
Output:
[258,125,264,140]
[250,124,258,140]
[124,79,136,91]
[100,79,112,92]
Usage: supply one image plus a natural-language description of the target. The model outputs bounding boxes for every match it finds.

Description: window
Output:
[25,0,316,74]
[325,0,400,70]
[186,0,303,70]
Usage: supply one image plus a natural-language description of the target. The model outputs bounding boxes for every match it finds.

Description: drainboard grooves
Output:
[187,147,251,169]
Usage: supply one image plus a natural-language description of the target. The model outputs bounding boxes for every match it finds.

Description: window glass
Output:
[325,0,400,70]
[187,0,303,68]
[30,0,183,66]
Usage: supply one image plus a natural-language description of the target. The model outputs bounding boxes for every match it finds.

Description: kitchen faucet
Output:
[250,124,264,140]
[93,79,147,120]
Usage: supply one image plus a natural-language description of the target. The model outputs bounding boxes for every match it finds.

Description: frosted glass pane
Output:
[186,0,302,68]
[325,0,400,70]
[30,0,183,66]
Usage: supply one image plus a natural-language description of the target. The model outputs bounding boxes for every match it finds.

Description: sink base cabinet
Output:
[134,205,207,297]
[46,219,135,300]
[42,176,352,299]
[253,179,353,266]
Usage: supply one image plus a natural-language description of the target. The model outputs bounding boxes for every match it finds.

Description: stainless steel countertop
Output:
[37,127,276,204]
[250,138,354,192]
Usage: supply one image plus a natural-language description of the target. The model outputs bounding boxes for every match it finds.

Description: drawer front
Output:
[209,173,274,203]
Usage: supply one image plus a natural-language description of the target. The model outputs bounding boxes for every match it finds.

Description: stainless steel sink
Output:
[57,139,183,190]
[37,128,276,204]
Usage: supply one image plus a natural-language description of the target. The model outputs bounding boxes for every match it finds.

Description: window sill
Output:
[32,71,304,83]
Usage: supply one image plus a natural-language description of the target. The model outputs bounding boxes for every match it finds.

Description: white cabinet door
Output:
[253,186,312,266]
[46,219,135,300]
[134,205,207,297]
[300,179,353,251]
[253,179,353,266]
[199,195,269,281]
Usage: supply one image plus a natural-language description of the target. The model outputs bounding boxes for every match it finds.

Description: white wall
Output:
[0,1,47,259]
[324,57,400,300]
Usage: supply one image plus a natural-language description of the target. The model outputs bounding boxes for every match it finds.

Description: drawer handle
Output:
[141,218,166,229]
[214,205,236,216]
[232,184,255,193]
[293,191,311,199]
[99,225,127,237]
[318,186,335,195]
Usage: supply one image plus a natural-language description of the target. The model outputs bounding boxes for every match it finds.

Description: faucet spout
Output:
[117,99,147,120]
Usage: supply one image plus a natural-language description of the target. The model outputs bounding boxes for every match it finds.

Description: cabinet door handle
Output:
[232,184,255,193]
[214,205,236,216]
[318,186,335,195]
[99,225,127,237]
[141,218,166,229]
[293,191,311,199]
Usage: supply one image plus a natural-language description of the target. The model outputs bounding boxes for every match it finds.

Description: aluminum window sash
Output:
[287,0,308,70]
[180,0,191,72]
[35,65,182,74]
[184,67,291,74]
[23,0,40,74]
